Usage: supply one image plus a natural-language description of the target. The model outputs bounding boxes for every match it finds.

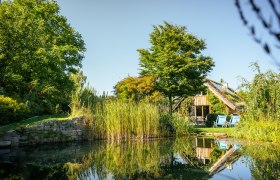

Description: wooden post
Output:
[202,105,204,119]
[194,106,197,123]
[203,137,205,147]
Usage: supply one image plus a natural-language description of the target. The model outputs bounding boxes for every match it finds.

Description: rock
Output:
[0,116,86,146]
[0,141,11,147]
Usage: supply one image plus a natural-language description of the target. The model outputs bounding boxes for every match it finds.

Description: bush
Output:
[0,95,29,125]
[205,113,218,127]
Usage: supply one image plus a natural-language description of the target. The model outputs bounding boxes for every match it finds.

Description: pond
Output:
[0,137,279,180]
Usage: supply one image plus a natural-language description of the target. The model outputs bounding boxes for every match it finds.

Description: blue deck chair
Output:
[233,144,241,150]
[214,115,227,127]
[228,115,240,127]
[217,140,229,149]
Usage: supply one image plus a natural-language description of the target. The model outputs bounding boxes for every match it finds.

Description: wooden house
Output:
[174,79,244,124]
[195,79,244,124]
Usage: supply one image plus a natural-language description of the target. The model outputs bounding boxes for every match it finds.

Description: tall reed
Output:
[69,72,193,141]
[93,100,160,140]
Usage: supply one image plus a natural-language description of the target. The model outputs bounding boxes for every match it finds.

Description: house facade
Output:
[192,79,244,124]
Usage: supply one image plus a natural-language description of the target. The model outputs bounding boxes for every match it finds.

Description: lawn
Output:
[0,114,68,132]
[195,126,234,135]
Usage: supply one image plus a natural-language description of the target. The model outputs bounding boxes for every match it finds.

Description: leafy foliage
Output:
[243,65,280,120]
[114,76,164,103]
[233,64,280,142]
[0,0,85,117]
[205,113,218,127]
[138,22,214,114]
[208,91,227,114]
[0,95,28,125]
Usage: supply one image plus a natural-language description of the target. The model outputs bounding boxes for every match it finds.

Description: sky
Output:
[56,0,279,95]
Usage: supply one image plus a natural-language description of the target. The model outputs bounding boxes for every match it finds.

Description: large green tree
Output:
[138,22,214,114]
[0,0,85,115]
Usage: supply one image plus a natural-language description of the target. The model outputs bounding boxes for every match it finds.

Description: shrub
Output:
[205,113,218,127]
[0,95,29,125]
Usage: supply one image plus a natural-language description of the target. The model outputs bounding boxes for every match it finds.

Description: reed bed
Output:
[232,116,280,143]
[93,100,160,140]
[70,81,194,141]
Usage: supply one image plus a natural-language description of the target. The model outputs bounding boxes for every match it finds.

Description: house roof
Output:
[173,79,244,111]
[204,79,244,111]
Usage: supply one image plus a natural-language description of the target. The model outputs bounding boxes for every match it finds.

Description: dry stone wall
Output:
[0,116,86,147]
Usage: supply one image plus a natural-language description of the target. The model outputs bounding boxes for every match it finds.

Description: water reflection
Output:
[0,138,279,179]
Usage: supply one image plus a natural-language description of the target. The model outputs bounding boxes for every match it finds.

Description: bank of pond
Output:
[0,112,279,148]
[0,137,279,179]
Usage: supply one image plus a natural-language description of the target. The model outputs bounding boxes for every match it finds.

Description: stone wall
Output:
[0,116,86,147]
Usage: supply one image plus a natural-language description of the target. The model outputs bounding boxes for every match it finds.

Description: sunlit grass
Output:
[0,114,68,132]
[195,127,234,135]
[232,118,280,143]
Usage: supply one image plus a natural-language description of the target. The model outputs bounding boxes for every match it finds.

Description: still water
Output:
[0,137,279,180]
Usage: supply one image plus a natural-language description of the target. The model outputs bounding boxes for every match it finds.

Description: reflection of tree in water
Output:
[0,143,94,180]
[77,138,211,179]
[1,138,257,179]
[242,145,280,180]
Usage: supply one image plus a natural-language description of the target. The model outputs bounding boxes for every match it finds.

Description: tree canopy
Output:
[114,76,163,103]
[0,0,85,117]
[138,22,214,113]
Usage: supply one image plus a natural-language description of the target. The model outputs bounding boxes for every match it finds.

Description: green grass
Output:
[0,114,68,132]
[195,127,234,135]
[232,118,280,143]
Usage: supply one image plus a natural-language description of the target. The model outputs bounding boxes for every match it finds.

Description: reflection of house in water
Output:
[208,140,240,175]
[192,138,241,173]
[195,137,214,165]
[174,79,244,124]
[179,138,241,177]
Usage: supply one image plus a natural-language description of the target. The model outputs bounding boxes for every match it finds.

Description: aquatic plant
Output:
[93,100,160,140]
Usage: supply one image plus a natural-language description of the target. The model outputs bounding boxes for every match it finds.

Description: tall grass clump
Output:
[70,85,103,120]
[160,112,194,136]
[69,71,194,141]
[233,64,280,142]
[70,71,105,122]
[93,100,160,140]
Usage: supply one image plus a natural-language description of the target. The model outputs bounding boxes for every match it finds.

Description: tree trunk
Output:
[168,94,172,115]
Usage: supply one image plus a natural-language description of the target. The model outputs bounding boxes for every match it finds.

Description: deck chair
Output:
[216,140,229,150]
[228,115,240,127]
[214,115,227,127]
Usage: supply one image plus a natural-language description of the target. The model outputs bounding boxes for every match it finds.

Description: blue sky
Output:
[56,0,278,95]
